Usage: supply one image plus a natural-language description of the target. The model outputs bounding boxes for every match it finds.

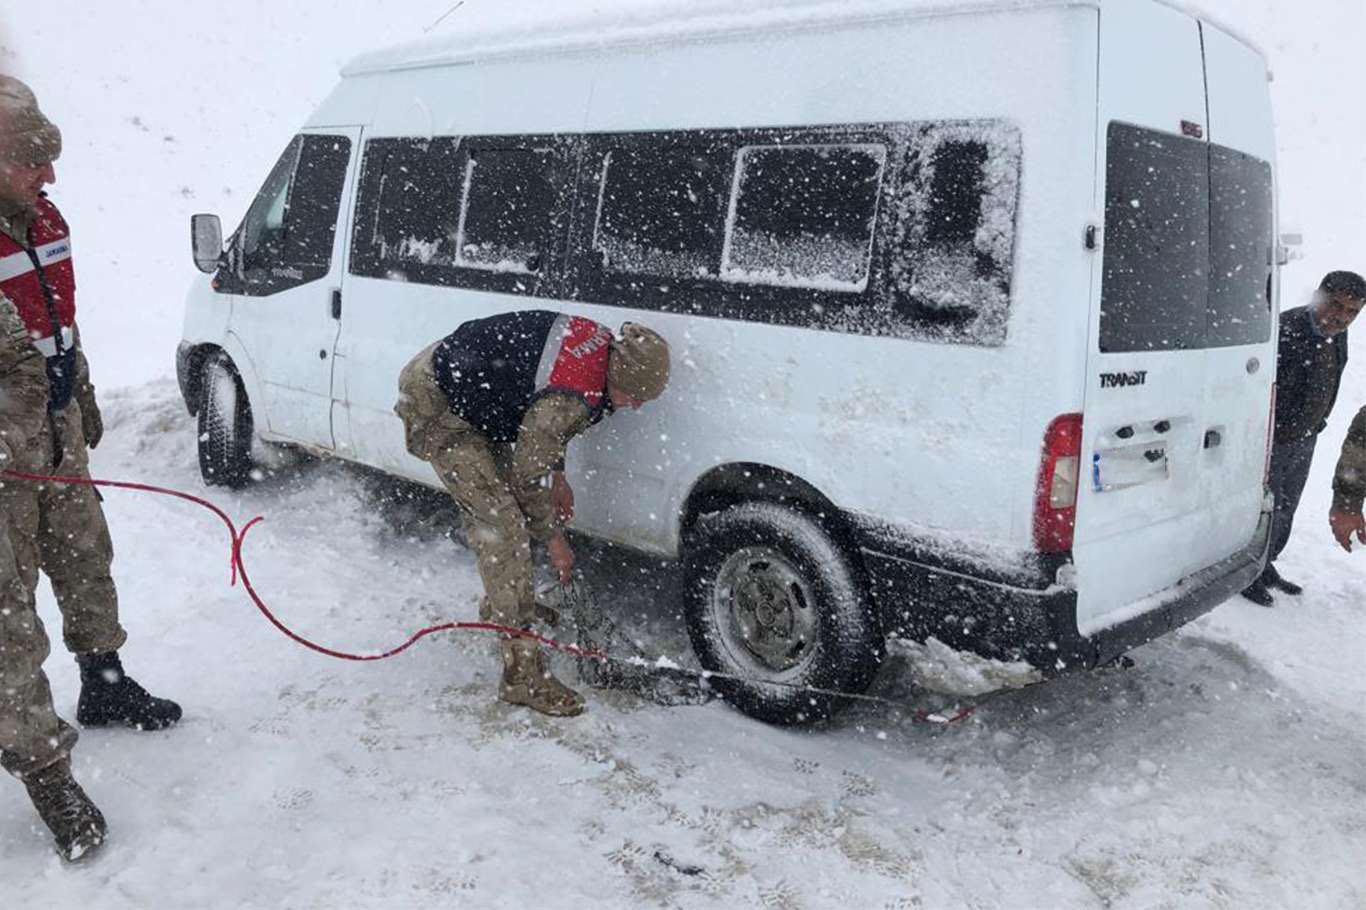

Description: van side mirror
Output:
[191,214,224,274]
[1277,231,1303,267]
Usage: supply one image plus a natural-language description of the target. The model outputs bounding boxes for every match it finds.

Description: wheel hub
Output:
[714,547,817,672]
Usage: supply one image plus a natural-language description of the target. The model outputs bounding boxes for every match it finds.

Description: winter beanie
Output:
[608,323,671,403]
[0,76,61,166]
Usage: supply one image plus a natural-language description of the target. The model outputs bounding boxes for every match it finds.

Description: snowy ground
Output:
[3,1,1366,907]
[0,379,1361,908]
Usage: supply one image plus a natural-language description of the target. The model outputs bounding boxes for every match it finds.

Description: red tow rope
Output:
[0,468,603,663]
[1,468,981,724]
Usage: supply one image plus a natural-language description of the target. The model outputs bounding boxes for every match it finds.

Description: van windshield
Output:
[1099,122,1273,353]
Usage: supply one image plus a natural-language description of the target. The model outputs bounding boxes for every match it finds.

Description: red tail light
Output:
[1264,383,1277,485]
[1034,413,1084,553]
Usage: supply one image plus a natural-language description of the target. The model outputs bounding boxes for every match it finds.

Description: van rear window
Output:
[1208,145,1273,347]
[1100,122,1273,353]
[1100,124,1209,352]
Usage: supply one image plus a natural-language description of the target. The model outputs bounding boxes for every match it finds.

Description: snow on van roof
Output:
[341,0,1099,75]
[344,0,1265,76]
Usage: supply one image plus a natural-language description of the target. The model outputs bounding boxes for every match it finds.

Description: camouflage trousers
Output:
[0,401,125,778]
[396,345,536,629]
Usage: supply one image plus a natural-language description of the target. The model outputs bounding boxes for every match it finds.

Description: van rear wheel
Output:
[683,502,883,725]
[198,352,254,488]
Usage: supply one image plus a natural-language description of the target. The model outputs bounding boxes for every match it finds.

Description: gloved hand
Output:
[550,471,575,523]
[80,394,103,449]
[1329,508,1366,553]
[548,530,575,585]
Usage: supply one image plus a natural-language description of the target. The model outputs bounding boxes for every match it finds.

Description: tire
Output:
[683,501,884,725]
[197,352,254,488]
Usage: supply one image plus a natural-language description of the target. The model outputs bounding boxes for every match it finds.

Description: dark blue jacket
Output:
[1273,305,1348,444]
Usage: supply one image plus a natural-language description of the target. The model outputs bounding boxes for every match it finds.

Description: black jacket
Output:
[431,309,611,443]
[1273,305,1349,444]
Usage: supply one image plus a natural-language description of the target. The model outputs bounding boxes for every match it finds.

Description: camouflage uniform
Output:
[0,203,126,660]
[1331,406,1366,517]
[0,291,78,777]
[397,341,590,629]
[396,314,670,717]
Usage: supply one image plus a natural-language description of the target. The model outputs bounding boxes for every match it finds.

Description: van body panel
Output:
[332,5,1101,565]
[569,7,1100,557]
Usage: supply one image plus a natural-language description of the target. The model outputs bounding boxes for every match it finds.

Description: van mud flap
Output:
[554,581,715,708]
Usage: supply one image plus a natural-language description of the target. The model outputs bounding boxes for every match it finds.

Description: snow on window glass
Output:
[889,121,1021,345]
[369,137,462,268]
[1207,144,1273,347]
[239,134,350,283]
[721,143,886,292]
[455,148,559,275]
[1099,123,1208,353]
[593,146,731,279]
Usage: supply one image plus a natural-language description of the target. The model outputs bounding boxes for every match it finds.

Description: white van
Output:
[178,0,1278,724]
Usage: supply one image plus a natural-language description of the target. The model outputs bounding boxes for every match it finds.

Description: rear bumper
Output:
[857,505,1271,674]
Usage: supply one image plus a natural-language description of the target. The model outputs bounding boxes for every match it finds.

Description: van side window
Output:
[351,136,572,294]
[369,138,462,268]
[455,148,559,275]
[351,122,1022,344]
[226,134,352,296]
[722,144,886,291]
[889,122,1021,345]
[593,145,730,279]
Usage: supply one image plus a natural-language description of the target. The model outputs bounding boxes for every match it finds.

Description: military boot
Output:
[499,636,585,717]
[23,759,107,862]
[76,651,183,730]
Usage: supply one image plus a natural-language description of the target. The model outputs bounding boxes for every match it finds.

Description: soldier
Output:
[1,291,106,861]
[0,76,181,859]
[396,310,670,717]
[1329,406,1366,553]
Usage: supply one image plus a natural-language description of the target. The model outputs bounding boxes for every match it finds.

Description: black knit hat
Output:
[1320,270,1366,301]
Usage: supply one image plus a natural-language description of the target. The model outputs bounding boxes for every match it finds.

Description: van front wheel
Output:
[683,502,883,725]
[197,353,254,488]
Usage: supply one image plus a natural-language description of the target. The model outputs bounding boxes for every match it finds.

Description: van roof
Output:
[342,0,1262,76]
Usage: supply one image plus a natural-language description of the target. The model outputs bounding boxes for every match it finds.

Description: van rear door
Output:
[1197,22,1277,595]
[1072,1,1274,635]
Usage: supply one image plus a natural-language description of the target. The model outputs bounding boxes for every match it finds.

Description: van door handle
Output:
[331,288,342,320]
[1203,429,1222,449]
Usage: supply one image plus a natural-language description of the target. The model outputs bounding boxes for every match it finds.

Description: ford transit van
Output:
[178,0,1278,723]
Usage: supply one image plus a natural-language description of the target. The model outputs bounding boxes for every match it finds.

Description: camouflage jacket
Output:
[511,393,593,540]
[397,341,592,542]
[1331,406,1366,514]
[0,291,50,459]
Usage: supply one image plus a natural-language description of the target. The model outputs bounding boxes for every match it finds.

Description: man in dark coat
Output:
[1242,270,1365,605]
